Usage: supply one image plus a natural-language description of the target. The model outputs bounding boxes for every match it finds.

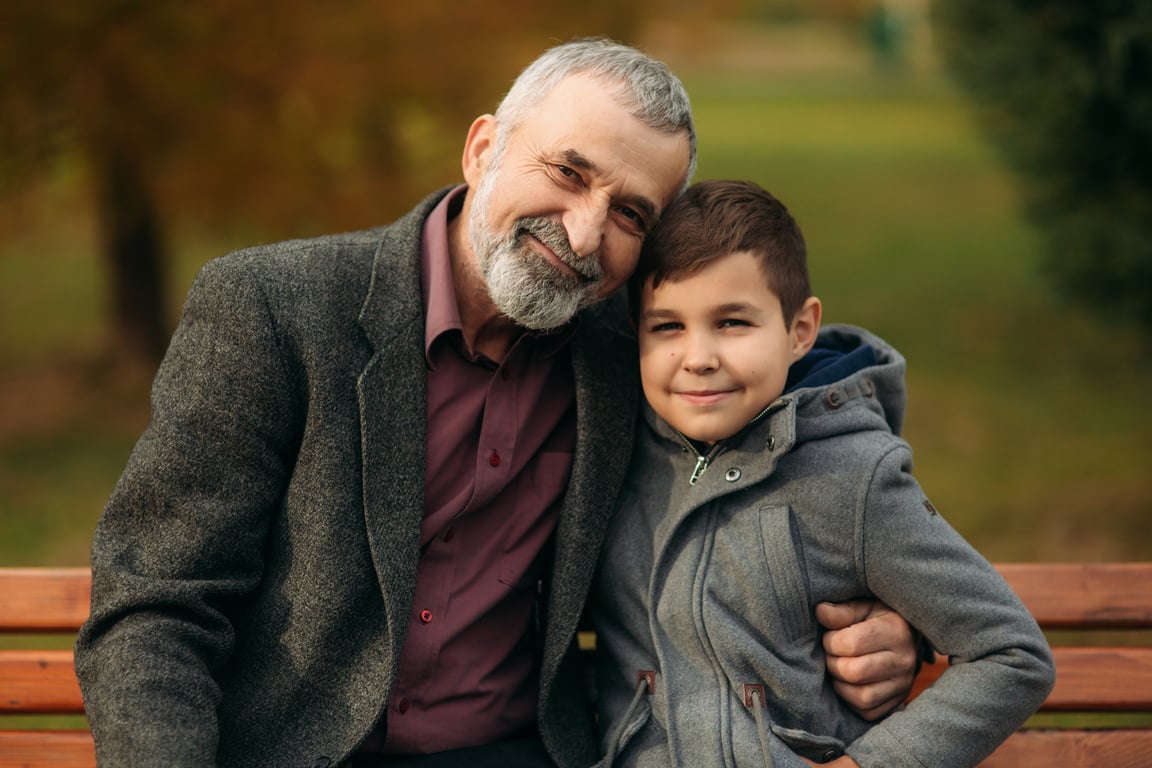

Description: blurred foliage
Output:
[0,0,667,230]
[0,0,721,363]
[931,0,1152,343]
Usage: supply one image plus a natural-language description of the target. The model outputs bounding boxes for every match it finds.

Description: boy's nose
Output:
[682,333,719,374]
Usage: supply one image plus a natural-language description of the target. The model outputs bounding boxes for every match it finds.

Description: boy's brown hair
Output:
[630,179,811,327]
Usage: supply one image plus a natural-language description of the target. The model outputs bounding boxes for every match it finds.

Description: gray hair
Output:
[492,37,697,190]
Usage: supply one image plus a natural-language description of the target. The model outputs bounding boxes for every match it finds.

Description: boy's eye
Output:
[648,321,682,333]
[719,318,751,328]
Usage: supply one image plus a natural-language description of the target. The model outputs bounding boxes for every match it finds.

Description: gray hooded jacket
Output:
[592,325,1054,768]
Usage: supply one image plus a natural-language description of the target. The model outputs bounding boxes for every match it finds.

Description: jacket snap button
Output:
[724,468,741,482]
[825,389,843,408]
[821,748,844,762]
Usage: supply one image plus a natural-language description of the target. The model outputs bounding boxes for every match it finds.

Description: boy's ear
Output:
[790,296,822,360]
[461,114,496,187]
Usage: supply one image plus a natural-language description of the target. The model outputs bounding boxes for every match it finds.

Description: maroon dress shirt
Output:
[358,187,578,755]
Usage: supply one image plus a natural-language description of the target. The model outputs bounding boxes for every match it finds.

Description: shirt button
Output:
[489,450,501,467]
[397,699,410,714]
[420,609,433,623]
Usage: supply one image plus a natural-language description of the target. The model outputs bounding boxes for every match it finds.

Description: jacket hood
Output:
[787,323,906,439]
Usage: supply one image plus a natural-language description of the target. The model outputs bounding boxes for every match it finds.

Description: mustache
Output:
[516,217,604,281]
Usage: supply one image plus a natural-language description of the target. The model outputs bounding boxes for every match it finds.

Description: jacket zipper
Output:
[673,432,725,485]
[673,401,778,486]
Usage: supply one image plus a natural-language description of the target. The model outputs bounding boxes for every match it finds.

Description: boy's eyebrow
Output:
[714,301,762,314]
[557,149,659,224]
[641,301,764,320]
[639,306,679,323]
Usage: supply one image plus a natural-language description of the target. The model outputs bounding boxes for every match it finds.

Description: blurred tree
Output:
[0,0,672,366]
[932,1,1152,340]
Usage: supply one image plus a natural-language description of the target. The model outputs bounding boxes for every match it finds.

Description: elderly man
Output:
[75,38,918,768]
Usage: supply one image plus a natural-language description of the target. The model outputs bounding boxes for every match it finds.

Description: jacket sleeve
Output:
[74,255,302,767]
[845,441,1056,768]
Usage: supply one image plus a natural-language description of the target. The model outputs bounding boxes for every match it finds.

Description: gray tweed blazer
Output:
[75,187,638,768]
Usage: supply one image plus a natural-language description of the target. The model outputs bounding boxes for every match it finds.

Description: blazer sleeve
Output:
[845,441,1056,768]
[75,254,302,766]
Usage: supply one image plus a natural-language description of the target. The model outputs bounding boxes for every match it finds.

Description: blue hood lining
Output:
[784,339,878,394]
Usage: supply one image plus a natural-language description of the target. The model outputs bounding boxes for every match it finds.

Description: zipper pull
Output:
[689,454,708,485]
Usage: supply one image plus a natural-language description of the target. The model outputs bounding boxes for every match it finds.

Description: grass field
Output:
[1,53,1150,566]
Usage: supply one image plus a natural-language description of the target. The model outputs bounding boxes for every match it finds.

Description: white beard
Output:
[468,160,605,331]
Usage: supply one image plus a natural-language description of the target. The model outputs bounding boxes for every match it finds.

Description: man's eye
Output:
[556,165,578,179]
[615,206,648,231]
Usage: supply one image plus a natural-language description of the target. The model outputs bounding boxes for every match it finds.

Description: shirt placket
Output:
[385,349,523,750]
[472,357,519,507]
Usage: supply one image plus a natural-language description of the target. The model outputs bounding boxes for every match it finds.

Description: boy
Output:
[591,180,1054,767]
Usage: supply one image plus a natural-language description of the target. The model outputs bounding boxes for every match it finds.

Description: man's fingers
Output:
[828,674,909,722]
[815,598,881,631]
[819,603,910,658]
[824,641,902,685]
[817,597,919,721]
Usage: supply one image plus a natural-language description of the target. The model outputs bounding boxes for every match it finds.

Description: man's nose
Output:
[563,200,608,258]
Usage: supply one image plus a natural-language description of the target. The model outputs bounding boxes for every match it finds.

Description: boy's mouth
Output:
[676,390,733,406]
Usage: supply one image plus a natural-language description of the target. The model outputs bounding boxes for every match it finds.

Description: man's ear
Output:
[790,296,823,360]
[461,114,496,187]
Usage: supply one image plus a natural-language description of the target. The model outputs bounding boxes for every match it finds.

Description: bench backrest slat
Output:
[0,731,96,768]
[997,563,1152,629]
[979,729,1152,768]
[0,650,85,714]
[0,568,91,632]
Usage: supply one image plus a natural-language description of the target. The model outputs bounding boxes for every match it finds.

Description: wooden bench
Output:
[0,568,93,768]
[2,564,1151,768]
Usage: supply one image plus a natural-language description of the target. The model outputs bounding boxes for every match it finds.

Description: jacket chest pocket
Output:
[755,504,812,642]
[706,503,812,644]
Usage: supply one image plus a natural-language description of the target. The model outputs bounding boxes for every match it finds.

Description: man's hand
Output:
[816,598,919,721]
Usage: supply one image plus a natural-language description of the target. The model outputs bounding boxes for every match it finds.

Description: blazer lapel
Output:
[355,194,443,659]
[542,295,639,683]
